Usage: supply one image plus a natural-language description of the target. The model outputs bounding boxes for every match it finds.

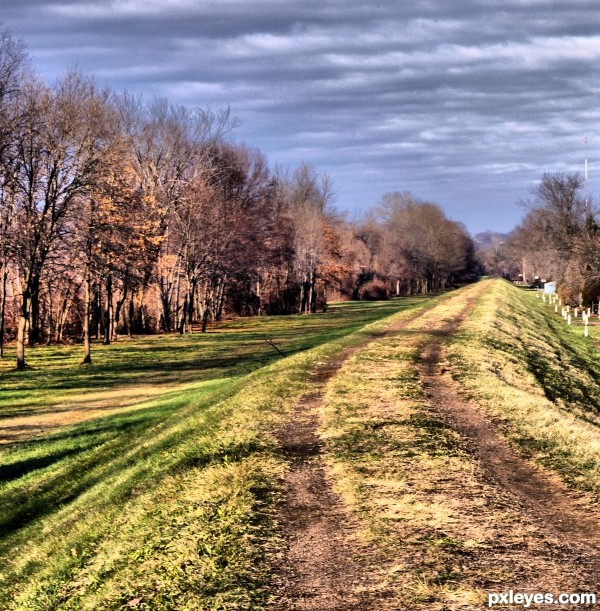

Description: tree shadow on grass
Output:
[0,447,84,483]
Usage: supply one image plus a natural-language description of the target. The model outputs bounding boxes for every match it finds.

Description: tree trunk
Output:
[27,275,40,347]
[201,308,210,333]
[306,270,313,314]
[82,272,92,364]
[46,282,54,345]
[0,264,7,360]
[179,294,188,334]
[103,274,112,345]
[201,285,213,333]
[299,272,306,314]
[16,313,27,370]
[308,268,317,313]
[95,284,102,339]
[128,294,134,337]
[140,304,146,332]
[187,278,196,333]
[55,287,73,343]
[114,288,127,339]
[158,269,174,332]
[16,281,31,370]
[216,278,226,322]
[159,288,171,332]
[256,279,261,316]
[174,273,182,332]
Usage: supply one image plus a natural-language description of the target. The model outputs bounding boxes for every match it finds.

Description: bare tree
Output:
[516,173,595,303]
[11,71,115,369]
[375,192,476,294]
[173,143,274,332]
[117,95,236,331]
[0,27,28,358]
[282,163,334,313]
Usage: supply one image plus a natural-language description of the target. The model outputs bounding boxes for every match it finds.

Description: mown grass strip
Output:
[0,300,411,419]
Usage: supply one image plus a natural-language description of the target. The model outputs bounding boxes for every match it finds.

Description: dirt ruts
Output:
[416,291,600,605]
[268,302,446,610]
[269,285,600,609]
[268,390,372,610]
[421,339,600,545]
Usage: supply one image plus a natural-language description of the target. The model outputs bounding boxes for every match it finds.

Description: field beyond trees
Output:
[3,280,600,609]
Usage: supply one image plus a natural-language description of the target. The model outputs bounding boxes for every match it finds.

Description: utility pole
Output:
[585,136,589,210]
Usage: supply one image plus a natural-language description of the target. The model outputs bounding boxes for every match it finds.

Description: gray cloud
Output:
[4,0,600,232]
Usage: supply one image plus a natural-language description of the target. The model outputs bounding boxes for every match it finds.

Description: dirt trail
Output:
[421,339,600,544]
[268,302,445,610]
[269,390,372,610]
[271,284,600,609]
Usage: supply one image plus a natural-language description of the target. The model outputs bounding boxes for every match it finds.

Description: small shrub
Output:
[359,279,389,301]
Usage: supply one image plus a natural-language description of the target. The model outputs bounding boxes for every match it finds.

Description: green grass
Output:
[0,300,416,418]
[448,279,600,498]
[0,296,438,610]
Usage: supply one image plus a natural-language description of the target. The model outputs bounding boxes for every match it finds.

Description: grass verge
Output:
[0,300,415,422]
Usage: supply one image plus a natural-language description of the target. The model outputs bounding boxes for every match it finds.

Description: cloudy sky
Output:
[4,0,600,234]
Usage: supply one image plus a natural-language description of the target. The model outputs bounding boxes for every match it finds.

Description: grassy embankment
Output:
[0,297,438,610]
[317,279,600,607]
[448,278,600,495]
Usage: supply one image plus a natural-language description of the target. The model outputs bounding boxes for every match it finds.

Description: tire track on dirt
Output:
[268,298,452,610]
[417,288,600,602]
[270,282,600,609]
[422,339,600,543]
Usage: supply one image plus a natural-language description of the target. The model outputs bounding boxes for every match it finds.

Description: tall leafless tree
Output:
[11,71,115,369]
[0,27,28,359]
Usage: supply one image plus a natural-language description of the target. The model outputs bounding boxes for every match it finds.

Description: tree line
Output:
[477,171,600,306]
[0,28,478,368]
